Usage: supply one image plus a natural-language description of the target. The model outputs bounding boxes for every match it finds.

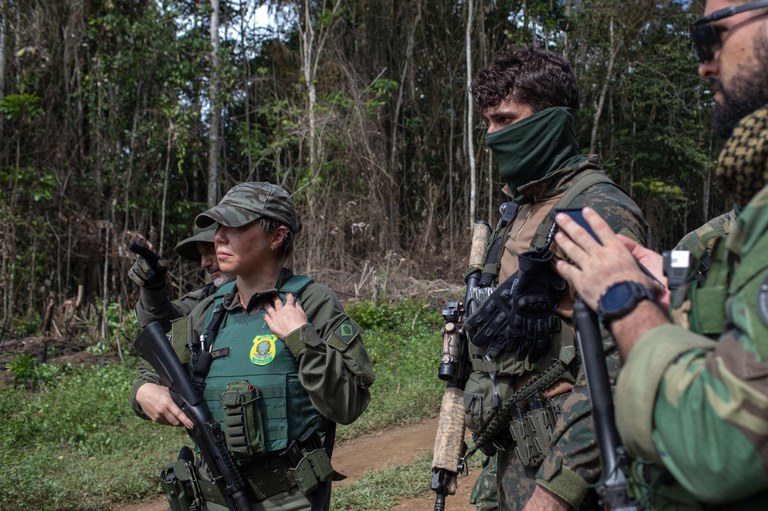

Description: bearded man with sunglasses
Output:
[549,1,768,508]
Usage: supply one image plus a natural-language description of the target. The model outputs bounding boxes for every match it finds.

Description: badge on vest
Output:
[250,335,277,365]
[758,275,768,328]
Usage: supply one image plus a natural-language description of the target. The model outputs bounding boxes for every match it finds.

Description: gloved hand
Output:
[464,250,566,362]
[127,242,168,288]
[464,276,516,359]
[508,250,566,362]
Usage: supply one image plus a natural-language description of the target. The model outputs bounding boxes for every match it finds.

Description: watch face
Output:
[602,282,633,314]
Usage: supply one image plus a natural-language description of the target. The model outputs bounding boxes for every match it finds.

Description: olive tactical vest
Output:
[200,275,323,453]
[670,232,730,337]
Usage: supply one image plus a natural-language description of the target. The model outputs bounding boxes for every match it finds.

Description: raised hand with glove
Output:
[127,242,169,289]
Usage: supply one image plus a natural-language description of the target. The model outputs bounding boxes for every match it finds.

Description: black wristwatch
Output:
[597,281,655,328]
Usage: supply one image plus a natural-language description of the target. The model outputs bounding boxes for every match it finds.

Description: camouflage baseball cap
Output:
[195,182,300,233]
[174,224,216,262]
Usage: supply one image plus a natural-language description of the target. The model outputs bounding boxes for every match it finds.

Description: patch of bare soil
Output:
[114,417,480,511]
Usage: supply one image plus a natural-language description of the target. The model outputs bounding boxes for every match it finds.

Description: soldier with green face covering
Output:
[461,45,647,511]
[131,182,375,511]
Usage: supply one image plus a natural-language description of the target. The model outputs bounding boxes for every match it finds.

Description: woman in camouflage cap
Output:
[132,182,375,511]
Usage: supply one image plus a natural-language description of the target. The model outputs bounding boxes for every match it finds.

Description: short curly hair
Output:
[471,45,580,113]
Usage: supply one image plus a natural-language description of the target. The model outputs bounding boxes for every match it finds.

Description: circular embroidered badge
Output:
[758,275,768,327]
[250,335,277,366]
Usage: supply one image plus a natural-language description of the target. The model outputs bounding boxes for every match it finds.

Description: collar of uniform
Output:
[220,267,296,311]
[505,154,602,204]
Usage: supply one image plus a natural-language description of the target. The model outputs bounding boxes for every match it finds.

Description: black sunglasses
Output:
[690,0,768,62]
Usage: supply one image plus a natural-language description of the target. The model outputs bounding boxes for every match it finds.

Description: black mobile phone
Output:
[554,208,601,245]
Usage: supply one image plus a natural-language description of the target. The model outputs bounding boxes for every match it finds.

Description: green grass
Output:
[0,297,447,510]
[331,453,433,510]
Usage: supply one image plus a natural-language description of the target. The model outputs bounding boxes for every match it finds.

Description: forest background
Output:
[0,0,719,344]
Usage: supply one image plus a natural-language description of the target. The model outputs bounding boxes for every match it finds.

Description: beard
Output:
[213,272,235,288]
[712,34,768,138]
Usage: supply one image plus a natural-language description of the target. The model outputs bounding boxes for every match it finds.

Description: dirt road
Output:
[116,417,479,511]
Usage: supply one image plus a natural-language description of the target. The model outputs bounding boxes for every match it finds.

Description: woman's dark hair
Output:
[470,45,580,113]
[258,217,295,259]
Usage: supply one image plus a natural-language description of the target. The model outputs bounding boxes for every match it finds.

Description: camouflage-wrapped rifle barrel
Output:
[431,220,491,511]
[572,301,637,511]
[135,322,252,511]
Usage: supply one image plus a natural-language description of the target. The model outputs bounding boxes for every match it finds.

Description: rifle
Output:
[572,300,637,511]
[134,321,252,511]
[430,220,492,511]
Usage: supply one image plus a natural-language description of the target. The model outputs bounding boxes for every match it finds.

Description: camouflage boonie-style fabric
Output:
[674,208,737,255]
[615,107,768,508]
[473,156,647,510]
[196,181,300,233]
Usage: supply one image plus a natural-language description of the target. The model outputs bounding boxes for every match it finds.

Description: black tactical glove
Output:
[508,250,566,362]
[127,242,168,289]
[464,276,517,359]
[464,250,566,362]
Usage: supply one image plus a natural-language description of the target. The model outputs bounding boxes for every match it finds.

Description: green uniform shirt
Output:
[616,184,768,507]
[131,268,373,427]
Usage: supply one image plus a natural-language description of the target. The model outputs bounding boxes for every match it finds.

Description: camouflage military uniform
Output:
[465,156,647,510]
[616,110,768,509]
[674,207,737,253]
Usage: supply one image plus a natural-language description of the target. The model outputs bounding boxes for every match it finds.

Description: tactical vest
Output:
[464,171,615,465]
[467,170,613,376]
[200,275,324,454]
[670,232,730,337]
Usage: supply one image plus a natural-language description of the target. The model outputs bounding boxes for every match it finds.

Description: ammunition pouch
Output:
[508,395,563,468]
[160,448,204,511]
[220,380,266,458]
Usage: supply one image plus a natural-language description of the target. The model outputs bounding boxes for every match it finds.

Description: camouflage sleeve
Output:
[673,209,736,253]
[616,195,768,503]
[535,184,648,506]
[282,282,374,425]
[569,182,649,243]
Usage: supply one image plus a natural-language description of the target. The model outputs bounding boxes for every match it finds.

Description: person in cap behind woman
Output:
[130,223,234,331]
[130,182,375,511]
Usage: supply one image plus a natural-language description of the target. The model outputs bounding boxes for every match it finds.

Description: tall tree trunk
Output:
[590,17,618,154]
[208,0,221,207]
[466,0,477,227]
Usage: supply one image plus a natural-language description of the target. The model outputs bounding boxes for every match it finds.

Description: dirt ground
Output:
[114,417,480,511]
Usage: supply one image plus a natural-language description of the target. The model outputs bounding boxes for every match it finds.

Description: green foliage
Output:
[5,354,65,389]
[339,298,445,439]
[0,93,44,121]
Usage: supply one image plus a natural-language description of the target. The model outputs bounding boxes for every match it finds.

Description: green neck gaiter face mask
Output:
[485,106,585,196]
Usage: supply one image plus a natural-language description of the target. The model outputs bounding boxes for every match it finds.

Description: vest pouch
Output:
[220,380,265,459]
[525,405,555,467]
[689,284,728,336]
[510,414,539,467]
[288,448,333,495]
[463,372,497,433]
